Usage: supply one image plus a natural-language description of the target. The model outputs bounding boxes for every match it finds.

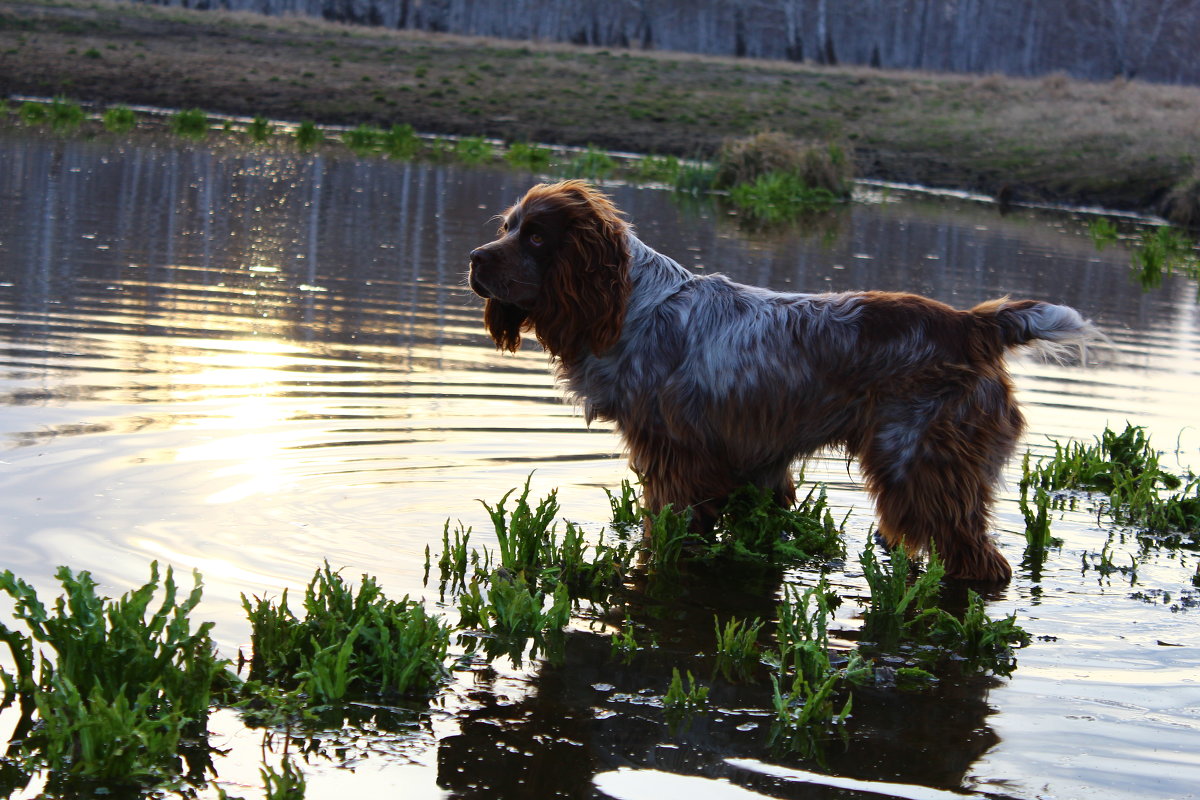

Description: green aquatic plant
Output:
[261,757,306,799]
[456,572,570,638]
[709,482,847,564]
[604,478,642,530]
[662,667,709,720]
[47,97,84,131]
[1130,226,1199,292]
[923,591,1030,676]
[18,101,48,125]
[382,123,420,158]
[565,145,617,181]
[241,563,450,703]
[858,540,944,647]
[1024,424,1200,538]
[102,104,136,133]
[294,120,323,150]
[480,475,560,577]
[343,123,380,155]
[713,614,765,680]
[170,107,209,139]
[505,141,551,171]
[610,616,639,663]
[729,170,840,221]
[1019,455,1062,555]
[247,114,274,143]
[1088,217,1120,250]
[633,154,681,183]
[454,135,493,165]
[0,563,227,784]
[644,503,692,574]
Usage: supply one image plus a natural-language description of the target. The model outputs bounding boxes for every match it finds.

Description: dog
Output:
[468,180,1096,582]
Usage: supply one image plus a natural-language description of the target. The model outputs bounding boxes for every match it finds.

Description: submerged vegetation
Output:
[2,415,1194,791]
[1022,423,1200,541]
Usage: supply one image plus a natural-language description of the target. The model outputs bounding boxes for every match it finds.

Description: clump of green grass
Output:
[564,145,616,181]
[633,154,681,183]
[261,757,306,799]
[1019,453,1063,559]
[662,667,708,724]
[170,107,209,139]
[708,482,847,565]
[714,132,853,197]
[295,120,323,150]
[603,478,642,530]
[241,563,450,704]
[343,123,380,155]
[18,101,48,125]
[673,161,717,195]
[102,104,136,133]
[1023,423,1200,538]
[480,476,560,577]
[858,540,945,647]
[505,141,551,171]
[609,616,640,663]
[381,123,420,158]
[1130,226,1199,292]
[247,114,274,143]
[644,503,692,574]
[454,136,493,165]
[0,563,228,786]
[47,97,84,131]
[858,542,1030,674]
[713,614,765,681]
[457,571,571,638]
[766,579,869,754]
[729,170,841,220]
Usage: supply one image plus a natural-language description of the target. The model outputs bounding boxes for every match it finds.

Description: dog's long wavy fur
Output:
[468,180,1098,581]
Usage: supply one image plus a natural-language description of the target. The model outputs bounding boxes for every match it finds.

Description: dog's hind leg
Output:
[860,383,1021,583]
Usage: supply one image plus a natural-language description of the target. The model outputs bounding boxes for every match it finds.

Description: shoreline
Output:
[2,0,1199,218]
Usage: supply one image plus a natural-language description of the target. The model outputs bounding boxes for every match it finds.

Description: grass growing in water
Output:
[505,141,552,171]
[343,123,380,155]
[1022,423,1200,539]
[241,563,450,704]
[564,145,616,181]
[713,615,765,680]
[102,104,136,133]
[858,542,1030,674]
[0,563,227,786]
[382,123,420,158]
[709,482,847,565]
[247,114,274,143]
[170,107,209,139]
[47,97,84,131]
[454,136,493,165]
[294,120,323,150]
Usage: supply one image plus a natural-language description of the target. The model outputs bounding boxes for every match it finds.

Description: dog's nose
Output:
[469,247,491,267]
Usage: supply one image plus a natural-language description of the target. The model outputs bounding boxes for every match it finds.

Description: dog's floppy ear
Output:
[484,299,529,353]
[530,182,631,362]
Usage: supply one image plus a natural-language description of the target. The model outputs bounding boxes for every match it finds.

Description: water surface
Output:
[1,131,1198,799]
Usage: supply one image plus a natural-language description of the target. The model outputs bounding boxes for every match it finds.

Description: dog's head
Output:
[469,180,631,362]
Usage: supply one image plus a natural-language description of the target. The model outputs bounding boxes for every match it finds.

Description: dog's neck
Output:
[624,234,694,323]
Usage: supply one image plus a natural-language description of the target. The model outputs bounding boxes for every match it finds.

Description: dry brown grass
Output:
[713,131,853,196]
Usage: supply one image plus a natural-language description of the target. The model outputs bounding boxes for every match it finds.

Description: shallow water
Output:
[1,130,1198,800]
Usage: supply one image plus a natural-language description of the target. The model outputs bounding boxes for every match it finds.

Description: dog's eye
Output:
[528,233,545,247]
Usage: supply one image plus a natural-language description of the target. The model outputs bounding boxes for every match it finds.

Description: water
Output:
[1,130,1198,799]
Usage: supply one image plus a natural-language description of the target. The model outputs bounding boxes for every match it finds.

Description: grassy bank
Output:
[1,0,1199,215]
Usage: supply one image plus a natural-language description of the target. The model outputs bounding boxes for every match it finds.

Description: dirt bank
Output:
[2,0,1199,214]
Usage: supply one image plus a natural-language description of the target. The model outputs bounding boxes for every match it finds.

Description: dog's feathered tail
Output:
[972,297,1101,362]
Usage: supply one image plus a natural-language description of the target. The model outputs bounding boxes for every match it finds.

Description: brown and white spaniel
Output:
[468,180,1097,582]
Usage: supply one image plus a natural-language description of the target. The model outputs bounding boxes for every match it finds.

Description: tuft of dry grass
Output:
[1163,168,1200,229]
[714,132,853,196]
